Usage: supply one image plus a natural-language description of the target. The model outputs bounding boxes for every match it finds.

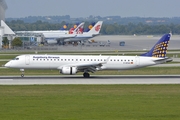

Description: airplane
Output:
[4,33,172,78]
[14,22,85,44]
[63,21,103,42]
[15,22,73,34]
[43,22,85,44]
[43,21,103,44]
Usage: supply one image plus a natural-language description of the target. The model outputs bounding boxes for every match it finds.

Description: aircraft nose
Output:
[4,61,11,68]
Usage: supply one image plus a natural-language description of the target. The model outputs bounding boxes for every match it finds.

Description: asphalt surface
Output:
[53,35,180,51]
[1,35,179,52]
[0,75,180,85]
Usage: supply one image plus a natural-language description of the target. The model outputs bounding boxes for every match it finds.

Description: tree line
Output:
[6,20,180,35]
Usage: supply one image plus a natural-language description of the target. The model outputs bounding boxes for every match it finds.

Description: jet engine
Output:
[46,39,58,44]
[60,66,77,75]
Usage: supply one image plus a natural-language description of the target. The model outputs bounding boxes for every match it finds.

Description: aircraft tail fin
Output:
[141,33,171,58]
[84,22,96,32]
[60,23,68,30]
[1,20,15,35]
[87,21,103,35]
[69,22,84,34]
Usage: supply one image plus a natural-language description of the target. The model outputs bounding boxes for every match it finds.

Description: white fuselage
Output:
[5,54,165,71]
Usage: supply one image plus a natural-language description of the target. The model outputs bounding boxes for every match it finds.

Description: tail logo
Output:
[88,25,93,30]
[152,41,169,57]
[63,25,67,29]
[76,27,83,34]
[95,25,101,32]
[74,25,77,29]
[69,28,75,34]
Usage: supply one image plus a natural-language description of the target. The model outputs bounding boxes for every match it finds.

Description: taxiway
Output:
[0,75,180,85]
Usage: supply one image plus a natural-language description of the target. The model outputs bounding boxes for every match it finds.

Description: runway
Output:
[0,75,180,85]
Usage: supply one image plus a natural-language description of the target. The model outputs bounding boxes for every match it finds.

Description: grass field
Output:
[0,85,180,120]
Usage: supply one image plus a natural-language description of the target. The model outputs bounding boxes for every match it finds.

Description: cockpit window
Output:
[13,58,19,60]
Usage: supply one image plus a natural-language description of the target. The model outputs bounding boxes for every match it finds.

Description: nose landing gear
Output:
[20,69,25,77]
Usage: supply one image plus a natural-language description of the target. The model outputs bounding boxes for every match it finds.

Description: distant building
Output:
[0,0,7,21]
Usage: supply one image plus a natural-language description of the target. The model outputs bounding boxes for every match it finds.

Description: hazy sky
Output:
[5,0,180,18]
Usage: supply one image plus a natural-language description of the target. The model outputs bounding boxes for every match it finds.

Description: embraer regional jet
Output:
[5,34,172,78]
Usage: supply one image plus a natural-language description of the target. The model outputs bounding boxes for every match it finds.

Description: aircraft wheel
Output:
[21,74,24,77]
[83,72,90,78]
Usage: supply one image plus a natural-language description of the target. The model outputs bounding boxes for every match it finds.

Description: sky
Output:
[5,0,180,18]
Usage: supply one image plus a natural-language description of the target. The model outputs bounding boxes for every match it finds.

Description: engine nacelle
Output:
[46,39,58,44]
[60,66,77,75]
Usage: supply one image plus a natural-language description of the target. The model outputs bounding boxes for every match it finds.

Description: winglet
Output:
[141,33,171,58]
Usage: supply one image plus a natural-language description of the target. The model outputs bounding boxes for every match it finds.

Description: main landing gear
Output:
[20,69,25,77]
[83,72,90,78]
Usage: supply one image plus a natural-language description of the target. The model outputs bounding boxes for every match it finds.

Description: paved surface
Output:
[1,35,179,52]
[56,35,180,51]
[0,75,180,85]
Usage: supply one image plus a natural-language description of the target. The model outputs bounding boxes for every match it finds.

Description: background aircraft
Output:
[43,22,85,44]
[43,21,103,45]
[5,33,172,78]
[63,21,103,43]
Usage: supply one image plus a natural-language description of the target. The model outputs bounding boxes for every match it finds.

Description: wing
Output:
[58,62,104,73]
[57,57,110,73]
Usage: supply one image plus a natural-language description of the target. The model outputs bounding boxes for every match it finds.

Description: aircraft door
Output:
[25,55,30,65]
[135,56,139,66]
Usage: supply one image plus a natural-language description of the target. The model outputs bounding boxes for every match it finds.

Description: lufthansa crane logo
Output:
[95,25,101,31]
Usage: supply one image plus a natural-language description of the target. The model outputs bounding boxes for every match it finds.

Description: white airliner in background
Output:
[5,33,172,78]
[15,22,79,34]
[44,21,103,44]
[43,22,85,44]
[15,22,85,44]
[63,21,103,42]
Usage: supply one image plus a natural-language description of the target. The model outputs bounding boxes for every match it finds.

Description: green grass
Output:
[0,85,180,120]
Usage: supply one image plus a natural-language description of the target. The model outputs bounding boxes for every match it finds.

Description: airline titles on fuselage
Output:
[33,56,60,59]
